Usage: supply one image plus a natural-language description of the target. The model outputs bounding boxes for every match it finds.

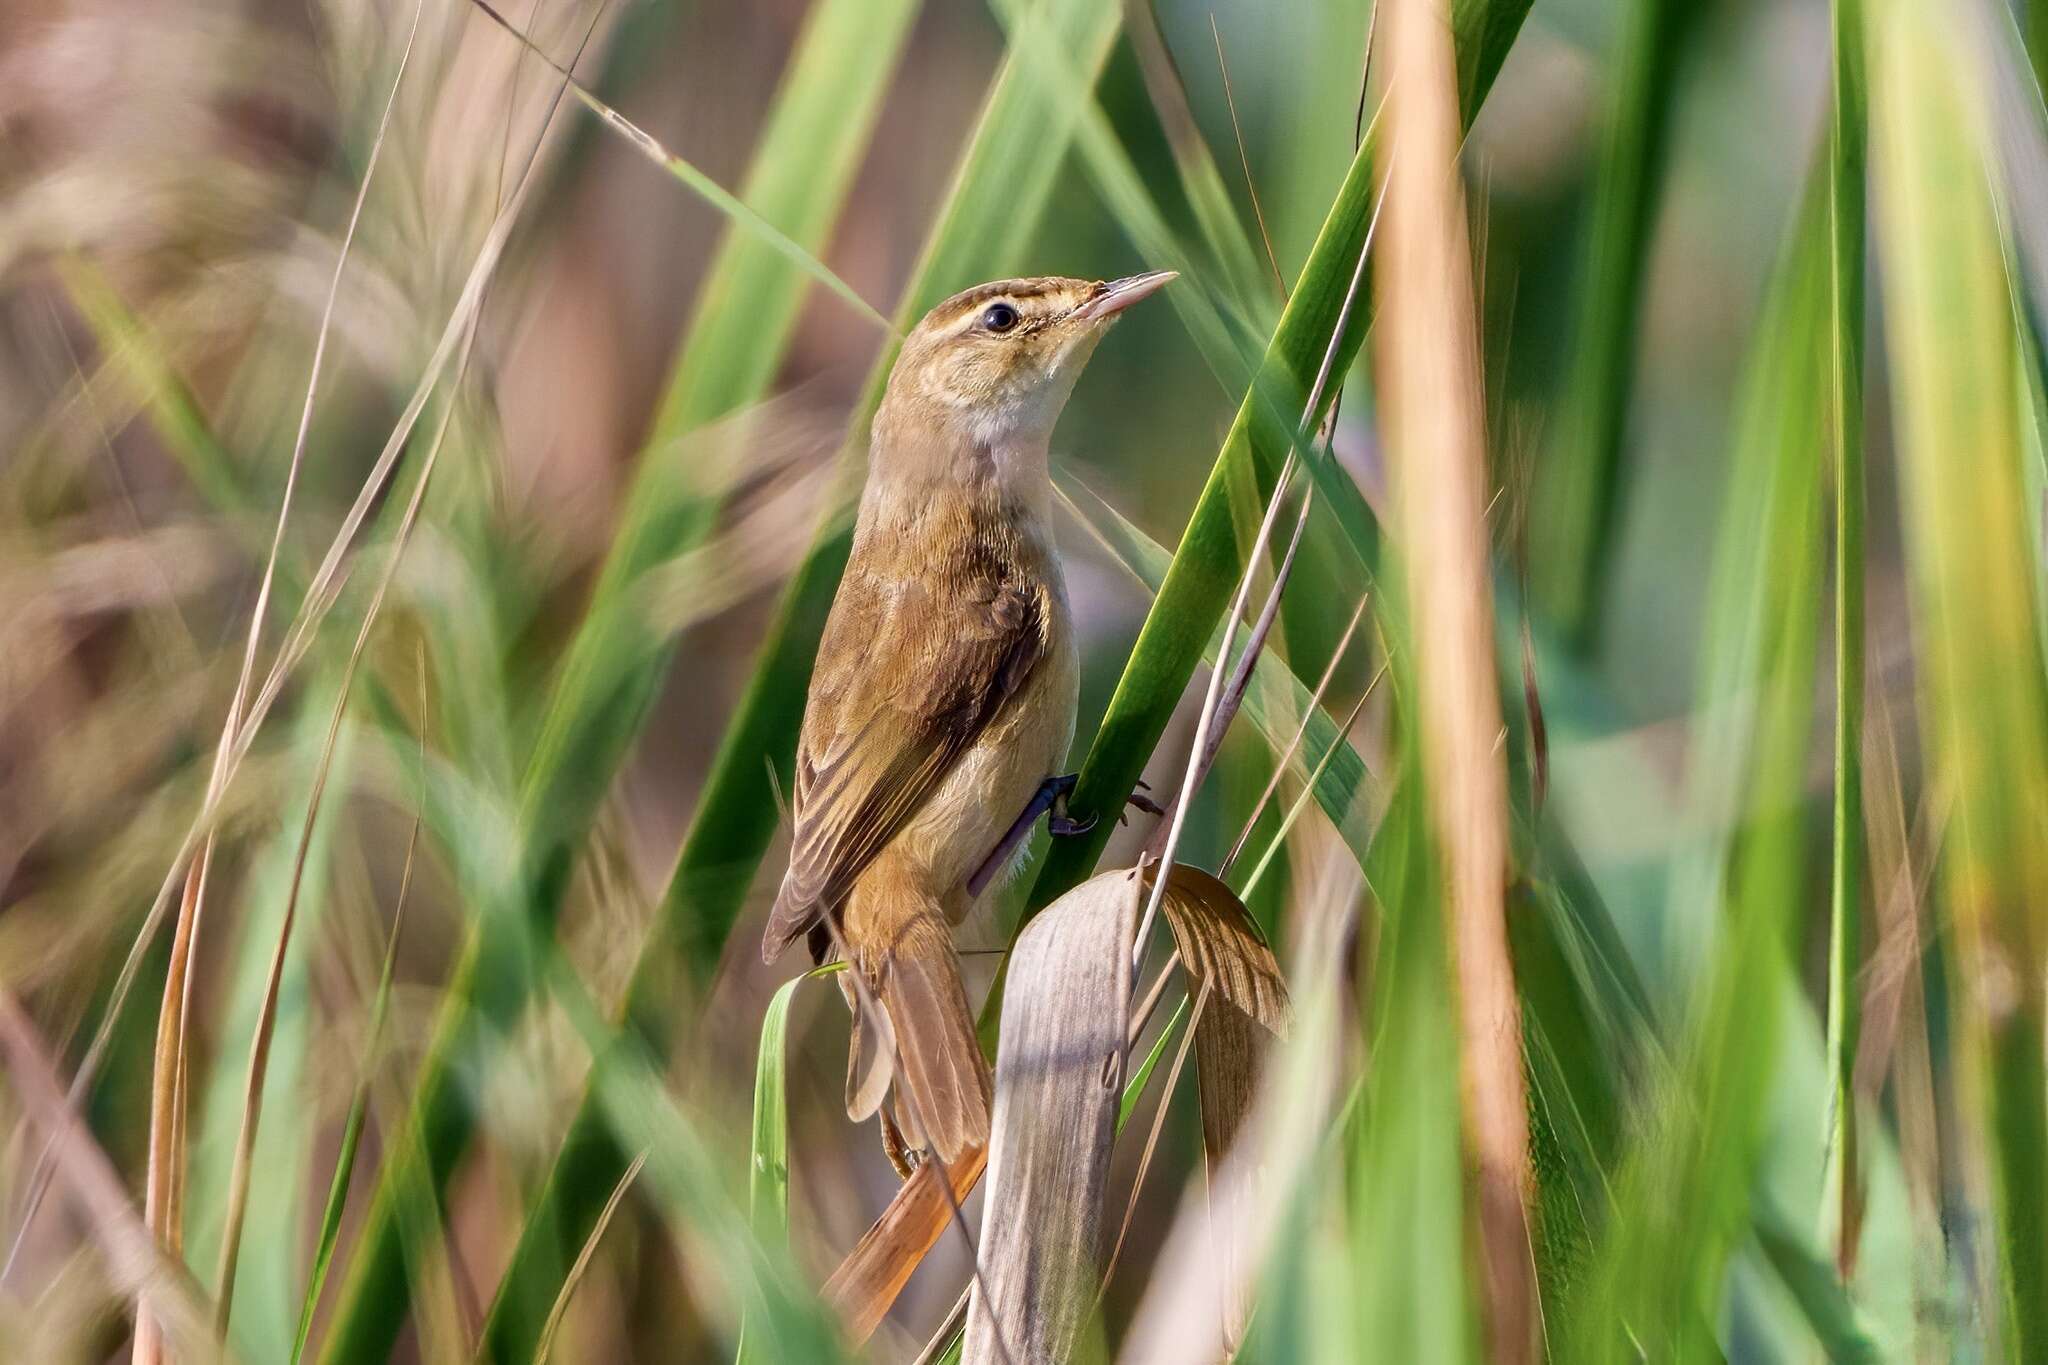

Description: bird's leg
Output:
[964,776,1172,900]
[966,774,1073,898]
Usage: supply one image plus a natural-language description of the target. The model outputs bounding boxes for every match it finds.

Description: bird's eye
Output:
[981,302,1020,333]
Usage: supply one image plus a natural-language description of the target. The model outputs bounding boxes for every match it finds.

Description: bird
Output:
[761,270,1175,1175]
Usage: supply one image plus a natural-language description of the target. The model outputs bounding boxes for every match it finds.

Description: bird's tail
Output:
[842,898,990,1164]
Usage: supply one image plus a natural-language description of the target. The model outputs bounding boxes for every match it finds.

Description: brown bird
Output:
[762,271,1174,1174]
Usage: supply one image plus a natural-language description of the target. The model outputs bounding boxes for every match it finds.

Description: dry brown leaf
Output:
[1153,863,1285,1353]
[1151,863,1290,1036]
[965,866,1138,1365]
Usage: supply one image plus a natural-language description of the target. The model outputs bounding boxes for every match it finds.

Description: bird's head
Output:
[881,271,1175,453]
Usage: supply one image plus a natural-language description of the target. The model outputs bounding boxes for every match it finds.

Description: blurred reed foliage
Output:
[2,0,2047,1360]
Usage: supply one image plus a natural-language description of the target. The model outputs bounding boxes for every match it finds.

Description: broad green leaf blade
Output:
[1026,135,1380,913]
[1025,0,1535,919]
[1529,0,1703,639]
[748,976,803,1245]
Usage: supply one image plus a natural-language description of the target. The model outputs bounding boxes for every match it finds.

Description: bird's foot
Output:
[1046,773,1095,838]
[1121,778,1166,823]
[1051,775,1168,833]
[966,773,1076,897]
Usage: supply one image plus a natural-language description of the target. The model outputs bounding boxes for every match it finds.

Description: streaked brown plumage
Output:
[763,271,1173,1173]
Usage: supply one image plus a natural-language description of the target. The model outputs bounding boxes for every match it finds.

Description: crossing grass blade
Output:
[1056,474,1374,865]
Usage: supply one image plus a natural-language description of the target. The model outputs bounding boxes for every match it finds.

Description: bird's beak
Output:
[1072,269,1177,323]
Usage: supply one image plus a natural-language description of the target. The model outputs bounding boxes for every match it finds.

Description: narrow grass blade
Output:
[1868,0,2048,1347]
[735,965,839,1365]
[1822,0,1870,1280]
[217,312,476,1334]
[531,1151,644,1365]
[288,806,420,1365]
[1121,0,1275,319]
[1058,474,1376,869]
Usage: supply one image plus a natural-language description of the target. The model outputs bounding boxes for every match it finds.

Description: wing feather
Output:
[761,568,1048,960]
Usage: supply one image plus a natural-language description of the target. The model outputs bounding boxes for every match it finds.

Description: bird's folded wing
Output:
[762,573,1048,959]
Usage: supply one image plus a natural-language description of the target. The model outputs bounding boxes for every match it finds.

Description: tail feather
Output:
[877,920,991,1161]
[843,966,895,1121]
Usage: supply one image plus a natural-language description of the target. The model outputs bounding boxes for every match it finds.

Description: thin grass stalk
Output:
[1128,446,1308,979]
[132,16,428,1315]
[1057,472,1379,874]
[1222,595,1369,872]
[1101,981,1211,1292]
[1823,0,1870,1281]
[460,0,893,339]
[288,776,421,1365]
[1120,0,1273,317]
[1855,698,1950,1354]
[1235,668,1384,899]
[1376,0,1536,1350]
[528,1152,644,1365]
[1209,16,1288,297]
